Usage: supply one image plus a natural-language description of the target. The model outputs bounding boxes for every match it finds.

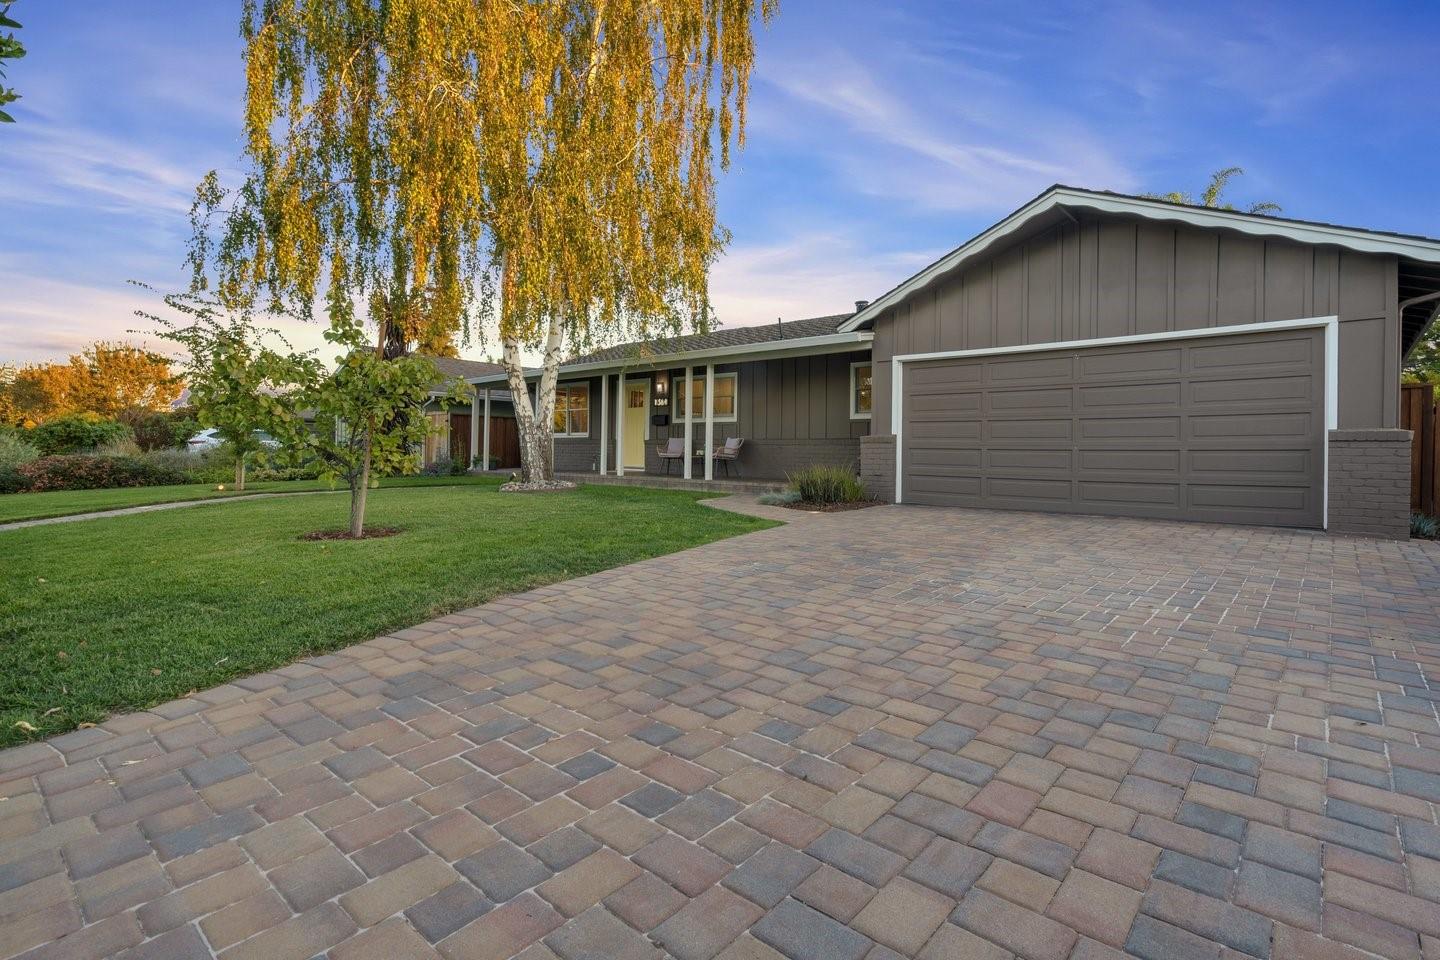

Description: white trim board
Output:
[842,185,1440,333]
[890,315,1340,529]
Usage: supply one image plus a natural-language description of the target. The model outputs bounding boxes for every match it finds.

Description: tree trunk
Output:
[234,455,246,492]
[349,426,372,537]
[502,316,564,483]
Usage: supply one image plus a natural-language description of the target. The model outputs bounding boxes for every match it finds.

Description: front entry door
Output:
[623,380,649,469]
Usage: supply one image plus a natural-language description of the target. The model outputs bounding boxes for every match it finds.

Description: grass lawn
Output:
[1,481,776,745]
[0,473,501,524]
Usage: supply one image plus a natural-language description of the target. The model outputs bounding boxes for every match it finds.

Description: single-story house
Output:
[464,186,1440,538]
[419,357,522,470]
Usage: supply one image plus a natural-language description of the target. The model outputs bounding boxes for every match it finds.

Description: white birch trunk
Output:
[502,316,564,483]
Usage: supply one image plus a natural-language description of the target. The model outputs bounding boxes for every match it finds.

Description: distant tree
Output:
[1148,167,1281,215]
[6,342,181,423]
[0,362,16,426]
[1405,315,1440,384]
[0,1,23,123]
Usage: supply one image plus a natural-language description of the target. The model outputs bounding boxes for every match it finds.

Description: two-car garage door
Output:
[899,327,1326,528]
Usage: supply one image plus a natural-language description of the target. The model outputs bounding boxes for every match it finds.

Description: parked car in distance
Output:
[186,429,282,451]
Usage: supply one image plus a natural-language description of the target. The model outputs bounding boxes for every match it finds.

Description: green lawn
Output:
[1,482,775,745]
[0,473,501,524]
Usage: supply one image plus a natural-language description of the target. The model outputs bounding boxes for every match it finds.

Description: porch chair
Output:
[656,437,686,475]
[712,437,745,477]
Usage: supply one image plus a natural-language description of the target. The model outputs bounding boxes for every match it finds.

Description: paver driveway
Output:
[3,505,1440,960]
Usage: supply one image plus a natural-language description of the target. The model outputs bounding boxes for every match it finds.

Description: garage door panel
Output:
[900,326,1325,528]
[1077,382,1182,410]
[1189,413,1311,441]
[987,387,1073,413]
[1079,347,1182,379]
[908,392,982,415]
[1189,334,1314,372]
[1078,449,1182,473]
[1078,481,1181,507]
[988,418,1072,441]
[1189,375,1314,407]
[1189,449,1311,476]
[988,449,1072,471]
[1077,417,1181,441]
[986,477,1072,502]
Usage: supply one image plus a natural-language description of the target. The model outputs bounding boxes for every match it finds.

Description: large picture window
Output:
[676,372,738,422]
[553,383,590,437]
[850,362,872,419]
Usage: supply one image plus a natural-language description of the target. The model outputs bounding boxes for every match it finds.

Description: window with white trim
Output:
[676,372,738,421]
[553,383,590,437]
[850,362,873,419]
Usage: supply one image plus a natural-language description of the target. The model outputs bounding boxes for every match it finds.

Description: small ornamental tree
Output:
[295,318,464,537]
[145,292,308,491]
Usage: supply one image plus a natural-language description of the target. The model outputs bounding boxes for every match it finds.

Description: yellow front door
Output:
[623,381,648,469]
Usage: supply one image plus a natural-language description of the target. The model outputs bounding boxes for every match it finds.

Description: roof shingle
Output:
[564,313,856,366]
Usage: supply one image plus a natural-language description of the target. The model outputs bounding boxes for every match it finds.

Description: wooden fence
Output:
[1402,383,1439,517]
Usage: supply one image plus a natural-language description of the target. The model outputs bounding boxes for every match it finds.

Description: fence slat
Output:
[1402,383,1439,517]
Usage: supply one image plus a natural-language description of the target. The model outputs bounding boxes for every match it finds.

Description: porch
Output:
[555,471,785,494]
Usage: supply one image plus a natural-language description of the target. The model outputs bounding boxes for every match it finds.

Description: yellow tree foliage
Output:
[198,0,776,481]
[8,342,180,423]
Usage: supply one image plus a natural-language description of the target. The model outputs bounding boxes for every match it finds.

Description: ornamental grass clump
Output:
[788,464,866,505]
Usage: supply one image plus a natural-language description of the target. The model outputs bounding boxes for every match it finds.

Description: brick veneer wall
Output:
[1328,428,1412,539]
[860,435,896,503]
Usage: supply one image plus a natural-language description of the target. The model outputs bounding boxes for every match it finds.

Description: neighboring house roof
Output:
[564,313,855,365]
[462,312,872,384]
[423,355,507,381]
[839,185,1440,348]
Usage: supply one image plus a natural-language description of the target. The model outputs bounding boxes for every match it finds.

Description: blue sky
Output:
[3,0,1436,364]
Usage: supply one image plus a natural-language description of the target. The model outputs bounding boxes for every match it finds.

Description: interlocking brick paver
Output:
[5,505,1439,960]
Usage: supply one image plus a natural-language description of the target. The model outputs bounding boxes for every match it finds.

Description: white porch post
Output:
[704,363,715,481]
[682,365,693,480]
[469,389,480,469]
[482,388,491,470]
[599,373,609,475]
[616,372,626,477]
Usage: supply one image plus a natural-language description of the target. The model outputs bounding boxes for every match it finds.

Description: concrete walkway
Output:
[2,507,1438,960]
[0,490,342,532]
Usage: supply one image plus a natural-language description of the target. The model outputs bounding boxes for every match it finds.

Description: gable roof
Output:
[840,185,1440,334]
[564,313,856,365]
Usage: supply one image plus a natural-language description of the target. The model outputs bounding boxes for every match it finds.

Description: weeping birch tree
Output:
[194,0,776,485]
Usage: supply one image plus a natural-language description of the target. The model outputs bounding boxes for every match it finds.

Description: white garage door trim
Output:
[890,315,1340,527]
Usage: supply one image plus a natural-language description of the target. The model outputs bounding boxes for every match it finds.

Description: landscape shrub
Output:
[0,432,40,469]
[422,454,455,476]
[1413,512,1439,540]
[27,414,132,455]
[0,466,24,494]
[126,410,199,451]
[94,437,143,458]
[757,489,802,506]
[787,463,866,504]
[17,455,187,492]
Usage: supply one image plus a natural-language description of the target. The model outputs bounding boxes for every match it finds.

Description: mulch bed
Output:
[783,500,884,513]
[299,527,404,541]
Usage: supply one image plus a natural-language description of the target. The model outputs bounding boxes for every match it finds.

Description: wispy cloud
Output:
[757,49,1137,214]
[709,228,939,329]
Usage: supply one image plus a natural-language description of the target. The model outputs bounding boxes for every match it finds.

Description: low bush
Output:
[757,490,802,506]
[94,438,144,458]
[0,432,40,469]
[126,410,200,451]
[17,455,188,492]
[27,414,132,455]
[1413,512,1439,540]
[0,466,24,494]
[787,464,866,504]
[422,454,455,476]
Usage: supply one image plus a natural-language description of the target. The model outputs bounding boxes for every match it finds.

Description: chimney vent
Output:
[854,300,870,313]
